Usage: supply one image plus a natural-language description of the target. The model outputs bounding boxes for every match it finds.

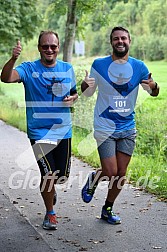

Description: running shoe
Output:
[101,206,121,224]
[81,171,97,203]
[42,214,58,230]
[53,191,57,205]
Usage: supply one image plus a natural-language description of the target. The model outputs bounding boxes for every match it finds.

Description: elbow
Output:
[0,74,9,83]
[0,76,7,83]
[1,79,11,83]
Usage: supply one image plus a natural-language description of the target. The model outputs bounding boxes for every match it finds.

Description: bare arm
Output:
[1,40,22,83]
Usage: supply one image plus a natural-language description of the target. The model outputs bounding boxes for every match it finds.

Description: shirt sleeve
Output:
[15,62,30,84]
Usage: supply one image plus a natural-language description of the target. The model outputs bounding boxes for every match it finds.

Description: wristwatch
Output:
[152,82,158,91]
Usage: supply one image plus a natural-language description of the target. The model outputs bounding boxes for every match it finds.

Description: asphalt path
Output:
[0,120,166,252]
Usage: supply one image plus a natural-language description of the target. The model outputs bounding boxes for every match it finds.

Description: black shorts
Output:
[30,139,71,179]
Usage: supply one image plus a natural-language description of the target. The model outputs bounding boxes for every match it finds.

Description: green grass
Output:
[0,58,167,200]
[128,61,167,200]
[0,83,26,131]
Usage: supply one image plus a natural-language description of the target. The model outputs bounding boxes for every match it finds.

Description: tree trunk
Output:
[63,0,77,62]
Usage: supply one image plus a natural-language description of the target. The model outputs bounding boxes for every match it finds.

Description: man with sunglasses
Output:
[1,30,78,230]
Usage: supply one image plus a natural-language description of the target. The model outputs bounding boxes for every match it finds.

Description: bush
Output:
[90,32,104,56]
[130,35,166,61]
[161,36,167,61]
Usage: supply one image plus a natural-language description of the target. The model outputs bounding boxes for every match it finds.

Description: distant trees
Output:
[86,0,167,60]
[44,0,167,61]
[1,0,167,61]
[45,0,121,62]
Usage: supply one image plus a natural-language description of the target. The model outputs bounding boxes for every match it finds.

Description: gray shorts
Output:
[97,132,136,159]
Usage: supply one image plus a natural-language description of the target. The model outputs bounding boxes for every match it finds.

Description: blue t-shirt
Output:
[90,56,149,137]
[15,59,77,140]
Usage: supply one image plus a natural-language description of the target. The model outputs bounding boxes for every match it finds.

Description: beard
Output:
[45,58,55,65]
[113,45,129,58]
[40,53,56,66]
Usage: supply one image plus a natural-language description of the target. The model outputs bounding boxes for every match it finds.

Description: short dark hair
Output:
[110,26,131,43]
[38,30,59,46]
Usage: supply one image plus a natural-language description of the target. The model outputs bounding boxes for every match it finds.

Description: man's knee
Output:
[102,168,118,178]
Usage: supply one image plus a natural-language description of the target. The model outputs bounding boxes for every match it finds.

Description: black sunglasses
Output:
[40,44,58,51]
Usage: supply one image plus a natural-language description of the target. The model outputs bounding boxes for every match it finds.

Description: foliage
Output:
[44,0,115,41]
[1,0,167,61]
[79,0,167,61]
[89,32,104,56]
[144,0,167,36]
[0,0,42,54]
[130,35,166,61]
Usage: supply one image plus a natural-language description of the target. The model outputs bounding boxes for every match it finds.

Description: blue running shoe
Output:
[81,171,97,203]
[101,206,121,224]
[43,213,58,230]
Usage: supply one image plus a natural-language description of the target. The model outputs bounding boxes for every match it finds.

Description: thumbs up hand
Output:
[148,72,152,80]
[84,70,95,88]
[141,72,157,93]
[12,40,22,60]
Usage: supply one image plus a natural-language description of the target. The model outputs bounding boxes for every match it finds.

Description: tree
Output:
[144,1,167,36]
[63,0,77,62]
[0,0,42,54]
[50,0,105,62]
[47,0,114,62]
